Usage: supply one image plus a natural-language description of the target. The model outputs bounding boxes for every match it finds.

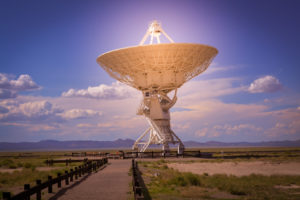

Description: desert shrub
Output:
[143,163,148,167]
[165,171,201,187]
[17,162,23,167]
[157,159,166,164]
[0,159,14,167]
[162,165,168,169]
[31,165,36,171]
[184,172,201,186]
[229,188,246,195]
[24,162,32,169]
[168,175,187,186]
[8,164,17,169]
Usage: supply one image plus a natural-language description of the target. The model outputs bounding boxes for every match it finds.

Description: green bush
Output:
[185,173,201,186]
[17,162,23,167]
[0,159,14,167]
[162,165,168,169]
[229,188,246,196]
[24,163,32,169]
[166,171,201,187]
[8,164,17,169]
[168,176,187,186]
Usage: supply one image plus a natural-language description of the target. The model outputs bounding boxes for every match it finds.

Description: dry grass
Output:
[139,157,300,200]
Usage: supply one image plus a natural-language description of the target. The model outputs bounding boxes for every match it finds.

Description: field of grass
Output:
[1,147,299,199]
[0,152,86,199]
[139,157,300,200]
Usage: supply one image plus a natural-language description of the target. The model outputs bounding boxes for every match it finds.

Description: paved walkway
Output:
[49,160,132,200]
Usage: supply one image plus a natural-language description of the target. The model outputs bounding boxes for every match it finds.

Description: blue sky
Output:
[0,0,299,142]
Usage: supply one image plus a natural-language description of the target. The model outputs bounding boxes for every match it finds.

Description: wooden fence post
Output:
[36,179,42,200]
[78,166,82,177]
[70,169,73,182]
[81,165,84,176]
[57,173,61,188]
[48,176,53,193]
[75,167,78,179]
[89,162,92,173]
[24,184,30,200]
[82,164,85,175]
[65,171,69,185]
[2,192,11,200]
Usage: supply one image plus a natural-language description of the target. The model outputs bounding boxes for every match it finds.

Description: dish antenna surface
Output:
[97,21,218,153]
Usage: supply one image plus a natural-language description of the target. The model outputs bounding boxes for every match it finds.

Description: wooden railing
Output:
[45,158,105,166]
[132,159,145,200]
[2,158,108,200]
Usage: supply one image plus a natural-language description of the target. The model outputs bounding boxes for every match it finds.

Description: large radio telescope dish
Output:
[97,43,217,93]
[97,21,218,153]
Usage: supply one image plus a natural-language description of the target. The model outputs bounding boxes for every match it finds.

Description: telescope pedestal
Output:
[132,120,185,154]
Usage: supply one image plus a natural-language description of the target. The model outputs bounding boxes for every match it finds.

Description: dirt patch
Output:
[168,161,300,176]
[0,168,22,173]
[274,184,300,189]
[36,167,63,171]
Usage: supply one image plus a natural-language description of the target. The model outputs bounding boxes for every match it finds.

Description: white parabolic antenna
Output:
[97,21,218,153]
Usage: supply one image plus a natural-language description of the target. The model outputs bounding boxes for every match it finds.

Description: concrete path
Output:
[49,160,132,200]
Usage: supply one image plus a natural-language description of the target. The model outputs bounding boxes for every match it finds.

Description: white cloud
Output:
[0,100,63,122]
[0,89,17,99]
[195,128,208,137]
[201,64,236,76]
[77,123,94,128]
[62,81,138,100]
[177,78,246,103]
[2,122,59,132]
[264,108,300,137]
[60,109,102,119]
[97,122,114,128]
[248,75,282,93]
[195,123,262,138]
[0,73,40,99]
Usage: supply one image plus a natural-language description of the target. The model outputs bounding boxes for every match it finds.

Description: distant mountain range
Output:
[0,139,299,151]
